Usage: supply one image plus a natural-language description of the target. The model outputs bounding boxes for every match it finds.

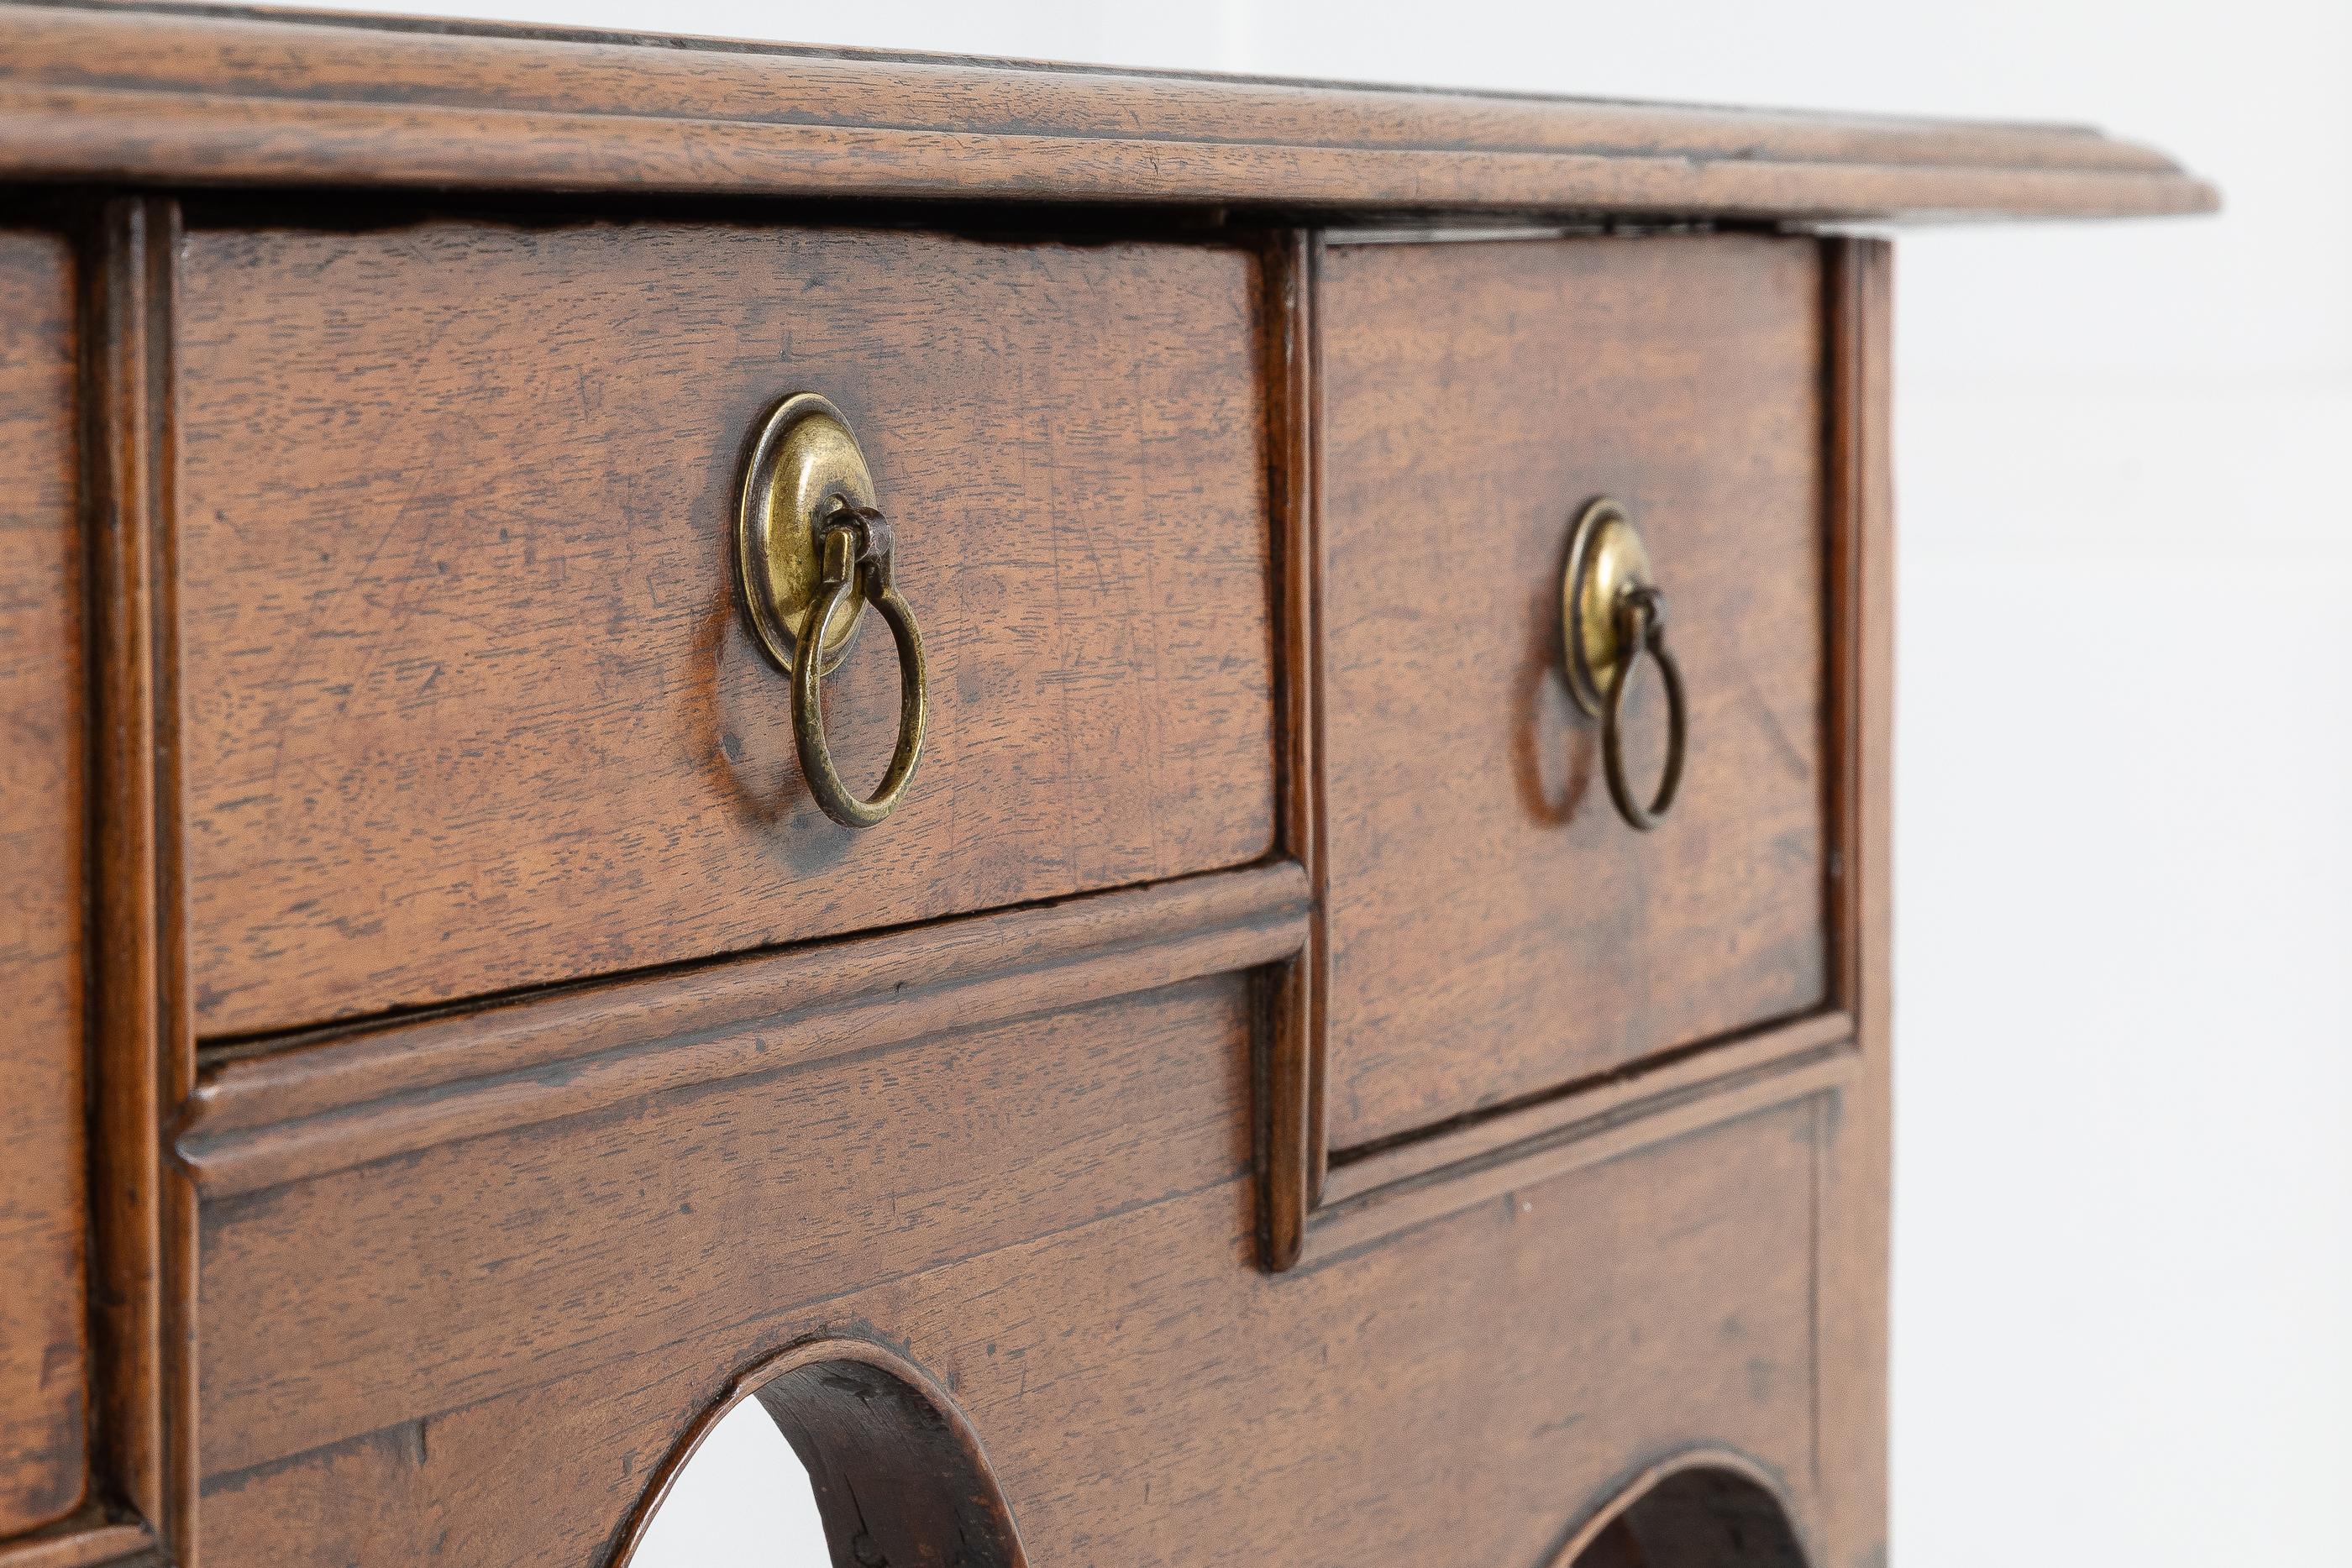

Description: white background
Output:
[299,1,2352,1561]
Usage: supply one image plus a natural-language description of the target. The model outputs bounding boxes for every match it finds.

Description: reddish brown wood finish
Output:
[0,1519,155,1568]
[1258,228,1328,1270]
[0,9,2191,1564]
[0,5,2216,220]
[1315,233,1830,1153]
[177,861,1310,1198]
[173,218,1276,1037]
[196,978,1263,1481]
[1814,235,1895,1568]
[194,1000,1838,1567]
[0,227,87,1540]
[620,1341,1029,1568]
[83,198,200,1568]
[1551,1455,1812,1568]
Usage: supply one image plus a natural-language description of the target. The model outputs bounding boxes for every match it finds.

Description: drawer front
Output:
[176,221,1276,1036]
[1319,234,1830,1151]
[0,229,88,1536]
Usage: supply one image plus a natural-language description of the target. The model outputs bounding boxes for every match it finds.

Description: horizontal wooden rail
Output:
[1299,1015,1858,1270]
[180,859,1310,1195]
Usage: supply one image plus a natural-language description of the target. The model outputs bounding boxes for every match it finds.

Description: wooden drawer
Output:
[0,228,88,1537]
[1317,233,1830,1151]
[174,219,1277,1037]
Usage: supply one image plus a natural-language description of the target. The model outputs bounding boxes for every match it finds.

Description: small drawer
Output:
[1317,233,1830,1151]
[175,219,1277,1036]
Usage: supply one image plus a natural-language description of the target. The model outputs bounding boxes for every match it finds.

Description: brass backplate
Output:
[1562,496,1653,718]
[736,391,874,677]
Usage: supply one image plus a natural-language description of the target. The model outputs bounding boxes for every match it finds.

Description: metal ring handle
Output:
[1599,587,1687,832]
[790,520,927,829]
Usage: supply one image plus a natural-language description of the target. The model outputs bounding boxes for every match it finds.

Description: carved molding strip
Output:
[1296,1021,1857,1271]
[180,858,1310,1197]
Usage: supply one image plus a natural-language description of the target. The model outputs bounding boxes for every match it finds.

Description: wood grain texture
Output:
[1315,1010,1851,1209]
[1305,1038,1854,1272]
[197,1052,1833,1568]
[0,4,2215,219]
[84,198,202,1564]
[0,227,87,1539]
[1813,237,1895,1568]
[174,218,1277,1038]
[0,1518,157,1568]
[1317,233,1830,1152]
[196,978,1261,1478]
[180,860,1309,1196]
[1257,230,1326,1271]
[0,9,2197,1554]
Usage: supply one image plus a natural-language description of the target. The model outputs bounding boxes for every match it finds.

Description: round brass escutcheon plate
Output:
[736,391,874,677]
[1562,496,1654,718]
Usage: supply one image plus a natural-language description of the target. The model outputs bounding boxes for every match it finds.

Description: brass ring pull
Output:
[735,392,927,830]
[1599,585,1686,831]
[1562,496,1691,832]
[791,504,927,829]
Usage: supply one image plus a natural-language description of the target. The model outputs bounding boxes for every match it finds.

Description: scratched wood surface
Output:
[1315,233,1830,1153]
[173,218,1277,1038]
[0,227,89,1539]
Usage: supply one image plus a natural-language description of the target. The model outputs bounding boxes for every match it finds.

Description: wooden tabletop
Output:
[0,1,2216,220]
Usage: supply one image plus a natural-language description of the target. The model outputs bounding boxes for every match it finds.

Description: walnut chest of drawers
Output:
[0,7,2211,1565]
